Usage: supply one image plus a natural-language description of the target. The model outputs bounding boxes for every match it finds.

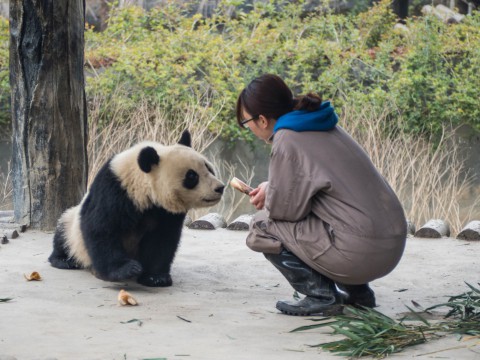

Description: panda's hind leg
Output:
[48,229,81,270]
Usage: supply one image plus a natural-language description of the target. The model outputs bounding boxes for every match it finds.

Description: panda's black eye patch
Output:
[183,169,199,189]
[205,163,215,176]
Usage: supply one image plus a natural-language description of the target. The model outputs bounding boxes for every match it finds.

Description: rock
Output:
[422,4,465,24]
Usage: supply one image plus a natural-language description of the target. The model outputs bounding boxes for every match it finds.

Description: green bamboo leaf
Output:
[331,326,364,342]
[293,283,480,357]
[405,306,431,326]
[465,282,480,294]
[0,298,12,303]
[290,321,337,332]
[425,302,456,312]
[120,318,143,326]
[361,323,377,334]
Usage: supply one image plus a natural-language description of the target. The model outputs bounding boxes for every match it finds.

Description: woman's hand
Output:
[249,181,268,210]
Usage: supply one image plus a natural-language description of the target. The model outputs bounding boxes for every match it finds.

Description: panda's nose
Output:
[215,185,225,194]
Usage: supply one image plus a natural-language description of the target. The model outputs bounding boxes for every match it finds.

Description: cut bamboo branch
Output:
[188,213,226,230]
[227,214,253,231]
[2,229,19,240]
[414,219,450,238]
[456,221,480,241]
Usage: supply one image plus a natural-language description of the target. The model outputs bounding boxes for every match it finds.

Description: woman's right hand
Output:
[249,181,268,210]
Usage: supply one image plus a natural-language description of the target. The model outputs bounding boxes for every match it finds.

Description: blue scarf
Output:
[274,101,338,133]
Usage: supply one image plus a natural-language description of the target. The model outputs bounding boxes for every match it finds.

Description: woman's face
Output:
[241,108,275,143]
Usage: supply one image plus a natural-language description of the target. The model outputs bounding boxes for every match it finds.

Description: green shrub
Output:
[84,1,480,142]
[1,1,479,141]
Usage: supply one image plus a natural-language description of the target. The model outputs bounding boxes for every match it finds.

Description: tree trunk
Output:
[392,0,409,20]
[10,0,88,230]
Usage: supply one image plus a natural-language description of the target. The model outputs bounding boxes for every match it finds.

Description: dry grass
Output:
[1,99,478,231]
[189,155,256,222]
[341,106,480,235]
[87,95,221,185]
[0,160,12,211]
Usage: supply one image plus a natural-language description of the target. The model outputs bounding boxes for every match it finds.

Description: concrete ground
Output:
[0,228,479,360]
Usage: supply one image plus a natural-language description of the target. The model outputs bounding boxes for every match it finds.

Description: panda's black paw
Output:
[137,273,173,287]
[104,259,143,281]
[48,255,81,270]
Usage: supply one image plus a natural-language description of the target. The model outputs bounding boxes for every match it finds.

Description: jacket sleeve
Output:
[265,143,330,222]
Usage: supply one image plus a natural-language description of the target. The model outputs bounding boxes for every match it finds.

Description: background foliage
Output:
[80,0,480,141]
[0,1,479,141]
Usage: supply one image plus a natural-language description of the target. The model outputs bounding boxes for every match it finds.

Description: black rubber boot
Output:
[336,283,376,308]
[264,249,343,316]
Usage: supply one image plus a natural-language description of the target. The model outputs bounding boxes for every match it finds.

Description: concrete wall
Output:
[204,136,271,219]
[1,127,478,219]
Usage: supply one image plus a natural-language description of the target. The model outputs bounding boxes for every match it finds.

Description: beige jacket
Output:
[247,126,407,285]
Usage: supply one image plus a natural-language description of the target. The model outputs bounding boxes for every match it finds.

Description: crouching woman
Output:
[236,74,407,316]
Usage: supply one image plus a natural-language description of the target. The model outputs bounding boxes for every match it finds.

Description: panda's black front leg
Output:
[137,211,185,287]
[84,227,143,282]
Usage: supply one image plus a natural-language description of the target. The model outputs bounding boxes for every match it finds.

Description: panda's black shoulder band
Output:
[138,146,160,173]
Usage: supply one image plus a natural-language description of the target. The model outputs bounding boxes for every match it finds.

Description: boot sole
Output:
[276,304,344,316]
[350,301,376,309]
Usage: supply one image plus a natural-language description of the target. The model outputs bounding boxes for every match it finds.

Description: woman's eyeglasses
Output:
[241,115,259,127]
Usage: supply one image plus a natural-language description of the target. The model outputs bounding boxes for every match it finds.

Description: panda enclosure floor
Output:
[0,228,479,360]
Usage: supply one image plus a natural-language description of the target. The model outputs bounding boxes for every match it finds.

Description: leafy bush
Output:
[84,0,480,142]
[1,1,479,141]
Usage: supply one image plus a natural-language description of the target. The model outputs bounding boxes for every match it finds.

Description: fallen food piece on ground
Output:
[24,271,42,281]
[118,289,138,306]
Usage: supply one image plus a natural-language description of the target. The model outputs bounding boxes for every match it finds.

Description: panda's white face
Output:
[110,137,224,214]
[149,145,224,213]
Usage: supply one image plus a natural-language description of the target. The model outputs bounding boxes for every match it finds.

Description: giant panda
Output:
[48,130,224,287]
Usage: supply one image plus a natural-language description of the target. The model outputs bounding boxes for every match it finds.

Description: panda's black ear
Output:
[138,146,160,173]
[178,130,192,148]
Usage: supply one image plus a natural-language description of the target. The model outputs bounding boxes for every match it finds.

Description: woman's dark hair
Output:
[236,74,322,128]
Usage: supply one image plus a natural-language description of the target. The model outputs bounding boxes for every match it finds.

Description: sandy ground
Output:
[0,227,479,360]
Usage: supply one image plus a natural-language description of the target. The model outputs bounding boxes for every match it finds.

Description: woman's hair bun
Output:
[293,93,323,111]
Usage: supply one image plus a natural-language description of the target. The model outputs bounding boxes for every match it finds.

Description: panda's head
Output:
[111,131,224,214]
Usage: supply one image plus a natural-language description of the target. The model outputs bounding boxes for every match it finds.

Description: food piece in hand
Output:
[230,177,253,195]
